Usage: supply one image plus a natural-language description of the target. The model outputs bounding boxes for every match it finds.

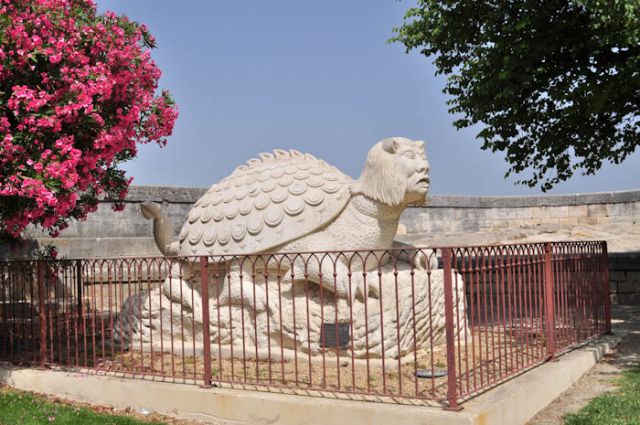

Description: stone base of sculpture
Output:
[114,262,469,360]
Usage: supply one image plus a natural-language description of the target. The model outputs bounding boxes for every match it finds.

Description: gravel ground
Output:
[527,305,640,425]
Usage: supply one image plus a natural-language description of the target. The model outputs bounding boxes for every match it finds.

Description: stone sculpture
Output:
[114,137,468,359]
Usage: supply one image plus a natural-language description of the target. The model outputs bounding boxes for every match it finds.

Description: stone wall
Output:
[0,186,205,260]
[2,186,639,304]
[398,190,640,251]
[5,186,640,257]
[609,253,640,305]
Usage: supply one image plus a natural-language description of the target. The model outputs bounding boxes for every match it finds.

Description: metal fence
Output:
[0,241,610,408]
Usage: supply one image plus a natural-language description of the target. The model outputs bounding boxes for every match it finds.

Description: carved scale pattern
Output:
[178,149,352,255]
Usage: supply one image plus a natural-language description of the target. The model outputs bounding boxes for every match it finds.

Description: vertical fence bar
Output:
[0,242,612,405]
[36,260,47,368]
[200,256,212,388]
[602,242,611,334]
[443,248,460,410]
[544,243,556,360]
[75,260,83,313]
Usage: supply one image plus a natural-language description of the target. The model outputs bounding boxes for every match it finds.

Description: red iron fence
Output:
[0,241,610,408]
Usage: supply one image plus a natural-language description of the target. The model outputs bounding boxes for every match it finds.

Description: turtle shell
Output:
[178,149,352,255]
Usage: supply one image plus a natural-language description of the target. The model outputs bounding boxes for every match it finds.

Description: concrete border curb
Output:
[0,333,622,425]
[461,332,623,424]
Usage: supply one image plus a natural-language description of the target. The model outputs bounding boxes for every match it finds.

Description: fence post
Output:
[602,242,612,334]
[36,260,47,368]
[442,248,460,410]
[76,260,83,313]
[544,243,556,360]
[200,256,212,388]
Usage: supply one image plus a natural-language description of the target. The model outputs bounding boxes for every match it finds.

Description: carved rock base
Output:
[114,263,469,360]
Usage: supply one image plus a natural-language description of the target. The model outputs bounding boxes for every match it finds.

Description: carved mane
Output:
[350,137,410,207]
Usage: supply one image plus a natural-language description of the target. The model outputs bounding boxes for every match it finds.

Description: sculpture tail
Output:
[140,202,179,256]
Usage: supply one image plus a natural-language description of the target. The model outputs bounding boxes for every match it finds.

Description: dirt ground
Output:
[3,307,635,424]
[527,305,640,424]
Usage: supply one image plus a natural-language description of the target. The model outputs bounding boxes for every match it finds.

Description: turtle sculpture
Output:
[143,136,430,309]
[115,137,468,358]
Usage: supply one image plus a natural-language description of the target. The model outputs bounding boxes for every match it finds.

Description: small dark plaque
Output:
[320,322,350,348]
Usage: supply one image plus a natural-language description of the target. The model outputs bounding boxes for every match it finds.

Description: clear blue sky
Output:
[98,0,639,196]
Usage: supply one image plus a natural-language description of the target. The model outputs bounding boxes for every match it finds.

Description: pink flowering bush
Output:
[0,0,177,239]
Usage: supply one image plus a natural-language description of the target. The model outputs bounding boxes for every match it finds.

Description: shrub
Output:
[0,0,177,239]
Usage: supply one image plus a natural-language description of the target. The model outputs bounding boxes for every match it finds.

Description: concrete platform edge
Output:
[0,365,469,425]
[461,332,623,425]
[0,333,621,425]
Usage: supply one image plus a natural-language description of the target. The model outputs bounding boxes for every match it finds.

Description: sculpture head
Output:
[351,137,430,206]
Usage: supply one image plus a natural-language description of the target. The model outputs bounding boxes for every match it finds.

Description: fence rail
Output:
[0,241,610,408]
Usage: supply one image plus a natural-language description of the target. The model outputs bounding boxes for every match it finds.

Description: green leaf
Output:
[391,0,640,190]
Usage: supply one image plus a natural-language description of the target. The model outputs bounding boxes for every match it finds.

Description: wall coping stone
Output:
[121,186,640,208]
[424,190,640,208]
[123,186,207,203]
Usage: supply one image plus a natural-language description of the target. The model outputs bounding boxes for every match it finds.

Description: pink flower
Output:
[0,0,177,238]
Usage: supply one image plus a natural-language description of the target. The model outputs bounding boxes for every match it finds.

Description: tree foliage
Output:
[392,0,640,190]
[0,0,177,239]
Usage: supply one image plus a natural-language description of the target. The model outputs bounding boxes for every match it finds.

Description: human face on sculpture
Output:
[395,140,430,204]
